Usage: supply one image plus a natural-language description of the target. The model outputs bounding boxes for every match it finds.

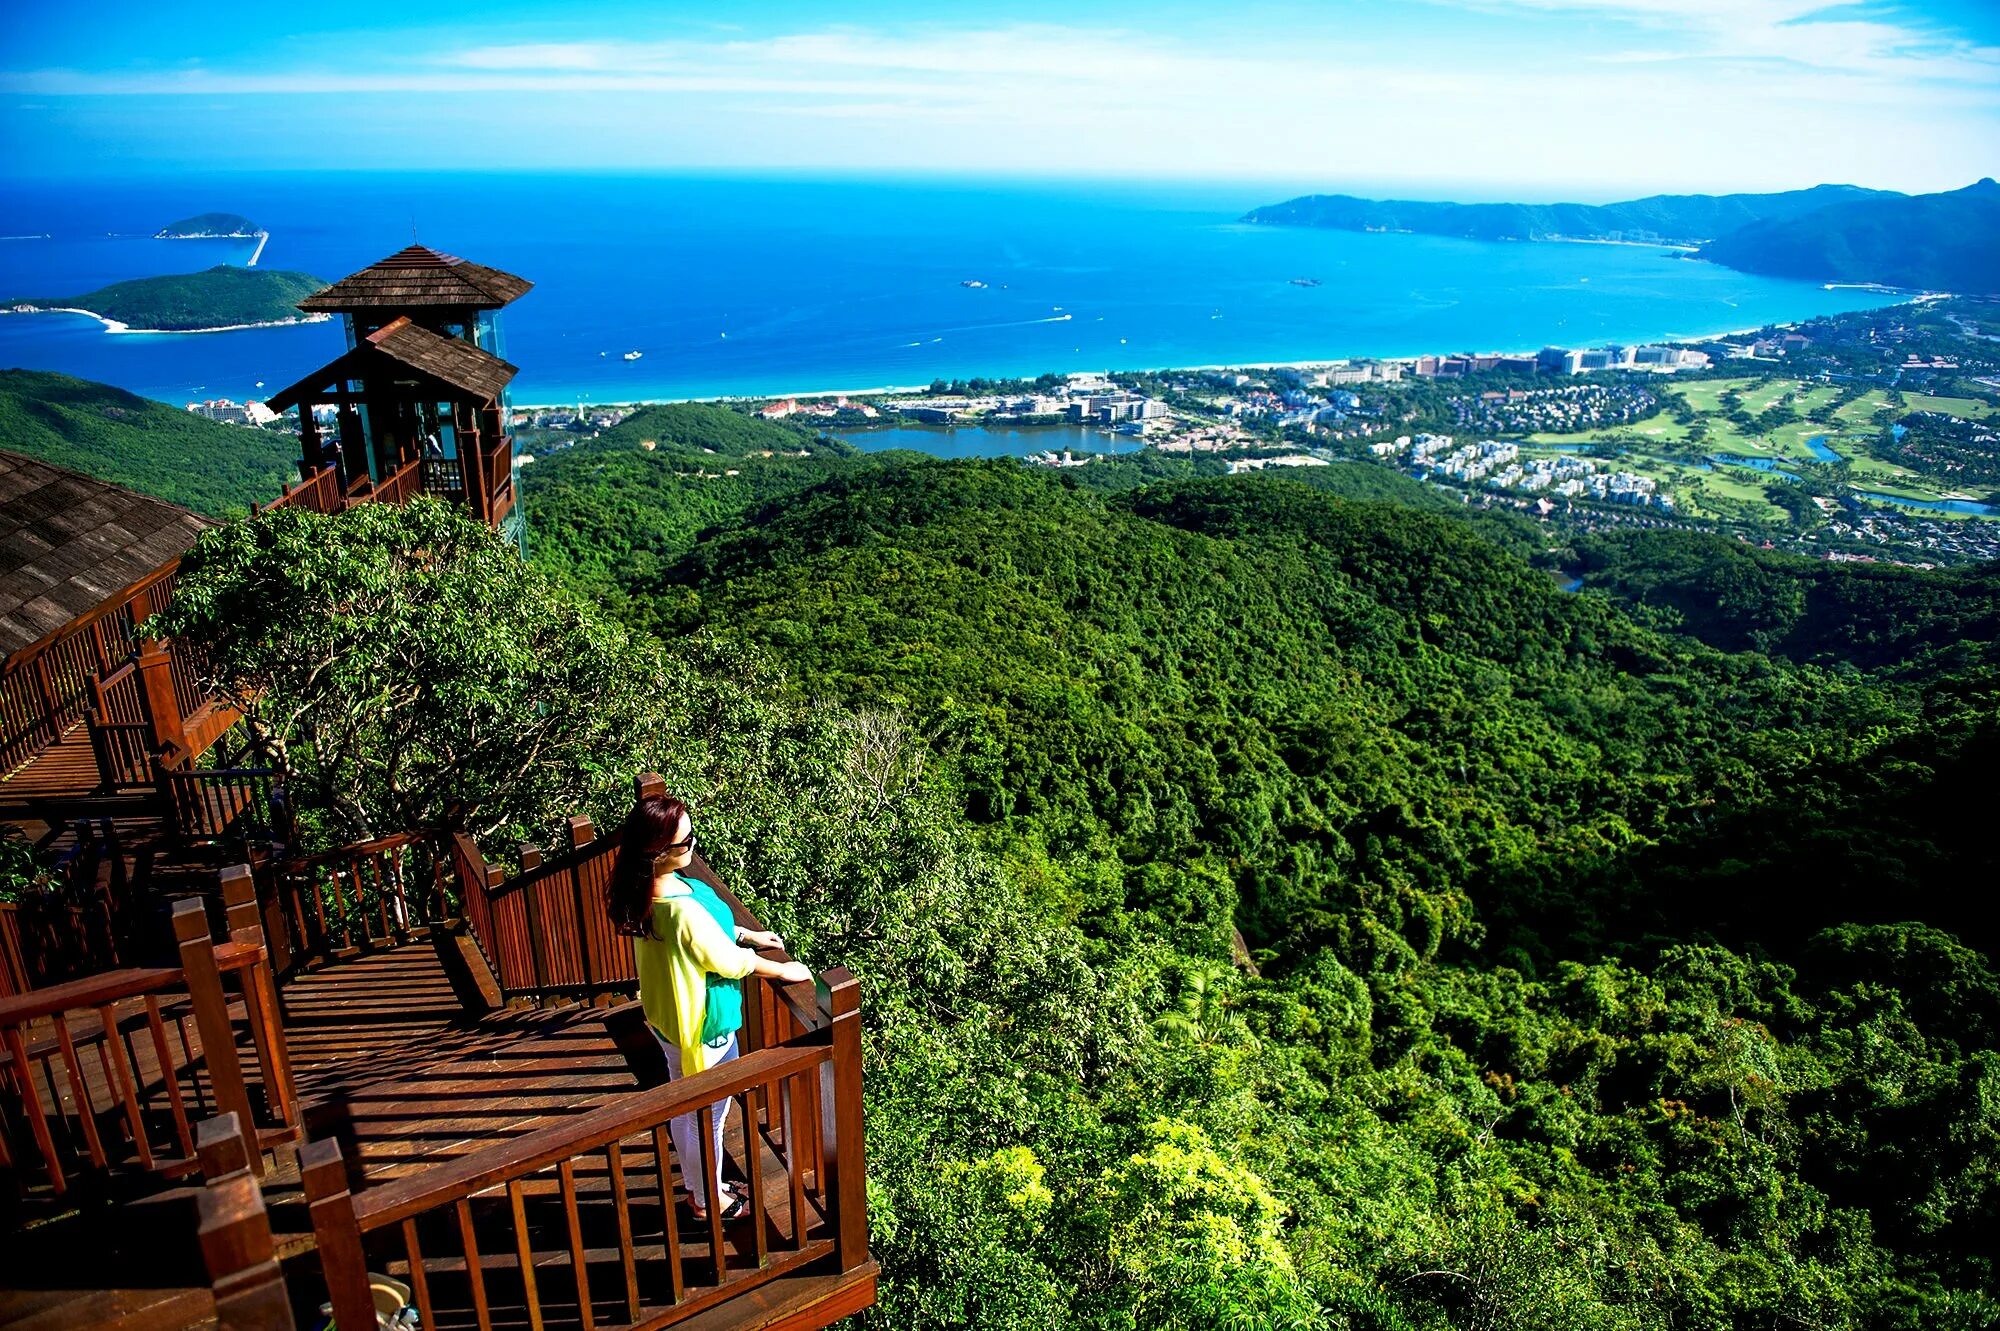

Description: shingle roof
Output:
[297,244,533,313]
[366,318,519,400]
[263,317,519,412]
[0,451,214,660]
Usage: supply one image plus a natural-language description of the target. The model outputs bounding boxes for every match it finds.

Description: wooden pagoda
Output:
[264,246,531,533]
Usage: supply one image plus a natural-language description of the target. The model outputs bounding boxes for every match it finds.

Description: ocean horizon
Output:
[0,172,1905,407]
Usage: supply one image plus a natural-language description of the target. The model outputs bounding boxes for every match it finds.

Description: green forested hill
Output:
[1572,528,2000,672]
[1699,179,2000,294]
[518,446,2000,1328]
[154,211,260,238]
[14,265,325,330]
[0,369,297,515]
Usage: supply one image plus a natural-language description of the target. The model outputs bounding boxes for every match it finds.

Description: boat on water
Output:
[1289,277,1322,287]
[623,350,643,360]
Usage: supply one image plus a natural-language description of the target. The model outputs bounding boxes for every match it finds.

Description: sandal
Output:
[689,1184,751,1222]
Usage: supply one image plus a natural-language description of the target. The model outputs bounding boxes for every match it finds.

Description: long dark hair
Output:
[607,793,690,938]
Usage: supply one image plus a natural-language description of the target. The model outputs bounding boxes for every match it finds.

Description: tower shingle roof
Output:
[297,245,533,313]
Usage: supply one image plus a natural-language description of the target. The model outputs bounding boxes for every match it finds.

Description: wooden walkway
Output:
[285,946,642,1184]
[2,942,835,1331]
[0,728,100,799]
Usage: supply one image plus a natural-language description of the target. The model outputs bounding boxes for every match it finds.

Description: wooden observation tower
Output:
[265,245,531,536]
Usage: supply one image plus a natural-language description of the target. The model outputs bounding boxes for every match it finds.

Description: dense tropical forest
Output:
[0,369,298,515]
[139,393,1998,1329]
[341,404,1994,1331]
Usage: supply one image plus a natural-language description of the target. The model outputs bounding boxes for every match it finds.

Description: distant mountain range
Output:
[1244,181,2000,294]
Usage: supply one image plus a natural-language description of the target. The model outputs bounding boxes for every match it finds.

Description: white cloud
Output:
[3,15,1995,191]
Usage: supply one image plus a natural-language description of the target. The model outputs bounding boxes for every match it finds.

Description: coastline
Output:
[0,305,330,336]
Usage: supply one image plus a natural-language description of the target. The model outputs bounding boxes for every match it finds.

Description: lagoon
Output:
[1856,491,1998,517]
[0,172,1906,408]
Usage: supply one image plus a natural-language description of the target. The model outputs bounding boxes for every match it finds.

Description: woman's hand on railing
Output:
[750,955,812,985]
[736,926,784,951]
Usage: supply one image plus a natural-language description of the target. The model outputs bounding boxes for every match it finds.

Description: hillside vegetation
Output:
[1700,179,2000,294]
[0,369,297,515]
[511,438,2000,1329]
[13,265,325,330]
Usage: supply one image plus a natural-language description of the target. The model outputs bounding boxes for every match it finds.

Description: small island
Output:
[7,266,328,333]
[154,212,262,239]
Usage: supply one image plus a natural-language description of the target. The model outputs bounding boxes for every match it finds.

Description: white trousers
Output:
[655,1030,738,1210]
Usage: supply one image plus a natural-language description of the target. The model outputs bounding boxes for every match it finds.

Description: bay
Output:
[0,172,1904,408]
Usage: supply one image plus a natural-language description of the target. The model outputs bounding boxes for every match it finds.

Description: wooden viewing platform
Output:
[3,248,873,1331]
[2,784,875,1331]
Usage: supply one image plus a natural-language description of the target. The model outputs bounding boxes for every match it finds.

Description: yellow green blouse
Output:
[634,872,758,1074]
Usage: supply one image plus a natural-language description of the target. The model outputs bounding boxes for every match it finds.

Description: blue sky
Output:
[4,0,1997,196]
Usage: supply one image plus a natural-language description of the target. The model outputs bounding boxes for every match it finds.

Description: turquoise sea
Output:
[0,173,1904,407]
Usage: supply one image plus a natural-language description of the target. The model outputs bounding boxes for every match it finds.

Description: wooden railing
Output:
[258,464,343,516]
[452,776,798,1010]
[88,661,153,788]
[0,561,179,774]
[263,831,443,978]
[159,765,289,849]
[0,879,295,1197]
[0,821,134,998]
[484,443,513,502]
[460,814,630,1000]
[299,965,867,1331]
[423,454,467,499]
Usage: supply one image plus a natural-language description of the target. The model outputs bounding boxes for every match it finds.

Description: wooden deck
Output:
[285,947,642,1184]
[3,942,856,1331]
[0,727,107,804]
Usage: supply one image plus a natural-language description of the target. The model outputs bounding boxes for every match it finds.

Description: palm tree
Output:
[1153,962,1245,1046]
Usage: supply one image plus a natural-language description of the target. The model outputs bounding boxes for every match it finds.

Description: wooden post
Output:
[820,968,869,1273]
[32,654,60,748]
[198,1110,254,1182]
[300,1137,377,1331]
[222,866,296,1131]
[174,899,260,1178]
[634,772,666,801]
[199,1171,299,1331]
[136,642,187,758]
[568,815,598,989]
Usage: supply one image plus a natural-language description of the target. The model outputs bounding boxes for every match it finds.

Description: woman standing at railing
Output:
[607,793,810,1220]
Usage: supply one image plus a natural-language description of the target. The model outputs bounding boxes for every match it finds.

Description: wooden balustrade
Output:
[374,457,424,507]
[0,891,296,1197]
[263,831,443,976]
[301,966,867,1331]
[257,465,344,516]
[0,822,134,997]
[159,765,289,849]
[88,661,154,788]
[0,560,179,774]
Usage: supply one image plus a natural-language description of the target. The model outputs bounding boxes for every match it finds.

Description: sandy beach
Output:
[0,305,329,335]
